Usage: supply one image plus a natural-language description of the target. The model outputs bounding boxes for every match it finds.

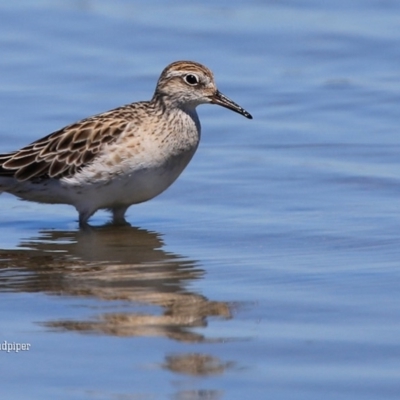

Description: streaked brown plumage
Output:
[0,61,252,226]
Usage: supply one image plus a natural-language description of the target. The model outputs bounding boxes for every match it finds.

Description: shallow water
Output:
[1,1,400,399]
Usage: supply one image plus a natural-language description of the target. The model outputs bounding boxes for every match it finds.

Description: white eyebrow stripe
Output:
[166,70,198,78]
[166,71,214,88]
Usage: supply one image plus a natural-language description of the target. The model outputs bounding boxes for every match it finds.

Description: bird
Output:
[0,60,252,227]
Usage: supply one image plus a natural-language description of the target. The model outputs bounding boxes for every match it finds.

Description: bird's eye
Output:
[184,74,199,85]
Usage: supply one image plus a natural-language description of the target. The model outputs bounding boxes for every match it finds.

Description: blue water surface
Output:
[0,1,400,399]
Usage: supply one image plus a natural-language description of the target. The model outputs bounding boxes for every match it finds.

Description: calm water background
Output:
[0,1,400,399]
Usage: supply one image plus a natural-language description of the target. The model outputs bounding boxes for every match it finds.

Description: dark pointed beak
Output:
[211,90,253,119]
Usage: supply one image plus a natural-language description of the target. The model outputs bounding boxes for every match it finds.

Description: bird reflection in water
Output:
[0,225,231,342]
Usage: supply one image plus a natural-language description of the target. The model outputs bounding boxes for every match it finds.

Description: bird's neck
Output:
[151,93,201,132]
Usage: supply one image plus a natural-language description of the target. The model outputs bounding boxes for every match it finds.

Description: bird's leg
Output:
[78,208,95,228]
[111,206,129,225]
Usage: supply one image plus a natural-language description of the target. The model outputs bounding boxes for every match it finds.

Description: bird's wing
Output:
[0,114,130,181]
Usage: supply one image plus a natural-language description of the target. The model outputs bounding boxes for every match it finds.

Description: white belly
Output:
[1,108,201,217]
[69,153,193,209]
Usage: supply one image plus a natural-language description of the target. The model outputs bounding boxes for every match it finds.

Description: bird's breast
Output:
[60,111,201,206]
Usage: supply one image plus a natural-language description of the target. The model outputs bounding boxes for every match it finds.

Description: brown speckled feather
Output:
[0,106,142,181]
[0,60,252,226]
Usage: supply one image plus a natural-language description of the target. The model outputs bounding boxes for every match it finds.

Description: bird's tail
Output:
[0,153,16,192]
[0,153,15,176]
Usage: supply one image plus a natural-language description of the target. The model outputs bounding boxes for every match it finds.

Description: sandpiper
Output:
[0,61,252,226]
